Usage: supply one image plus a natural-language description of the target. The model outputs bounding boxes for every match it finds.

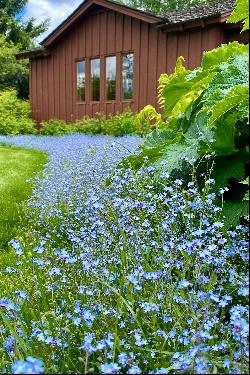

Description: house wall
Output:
[29,9,238,123]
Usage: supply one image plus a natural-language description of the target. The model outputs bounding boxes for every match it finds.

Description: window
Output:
[122,53,134,100]
[106,56,116,101]
[91,58,100,101]
[76,60,85,102]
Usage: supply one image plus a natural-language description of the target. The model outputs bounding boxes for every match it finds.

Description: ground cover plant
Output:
[0,134,248,374]
[0,144,46,247]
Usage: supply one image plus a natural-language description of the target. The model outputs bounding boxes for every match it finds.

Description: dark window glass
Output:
[106,56,116,101]
[77,61,85,102]
[91,58,100,101]
[122,53,134,100]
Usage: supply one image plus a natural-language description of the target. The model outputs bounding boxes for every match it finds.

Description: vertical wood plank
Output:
[132,19,140,112]
[139,22,149,109]
[167,32,178,73]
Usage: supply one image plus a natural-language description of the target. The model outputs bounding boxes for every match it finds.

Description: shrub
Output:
[73,113,106,134]
[39,119,75,136]
[103,109,138,136]
[0,90,35,135]
[121,42,249,228]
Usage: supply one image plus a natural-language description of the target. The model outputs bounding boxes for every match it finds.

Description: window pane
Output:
[106,56,116,101]
[77,61,85,102]
[91,59,100,101]
[123,53,134,100]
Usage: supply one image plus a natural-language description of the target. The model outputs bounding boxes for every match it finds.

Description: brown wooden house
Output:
[17,0,248,123]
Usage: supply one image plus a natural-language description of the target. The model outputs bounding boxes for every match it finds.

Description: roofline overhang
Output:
[41,0,165,47]
[160,11,232,32]
[16,48,51,60]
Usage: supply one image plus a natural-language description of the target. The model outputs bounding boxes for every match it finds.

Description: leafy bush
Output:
[39,110,143,137]
[73,113,107,135]
[39,119,74,136]
[0,90,35,135]
[121,42,249,228]
[102,109,137,136]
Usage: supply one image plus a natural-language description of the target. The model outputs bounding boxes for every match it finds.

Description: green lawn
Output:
[0,145,47,248]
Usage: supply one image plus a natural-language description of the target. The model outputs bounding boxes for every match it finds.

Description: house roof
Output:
[164,0,235,25]
[16,0,236,58]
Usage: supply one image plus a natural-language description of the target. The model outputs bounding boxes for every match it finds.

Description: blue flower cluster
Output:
[0,134,248,374]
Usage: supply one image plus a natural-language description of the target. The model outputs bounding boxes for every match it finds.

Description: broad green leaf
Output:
[155,137,199,173]
[222,200,249,229]
[201,42,249,70]
[211,148,249,193]
[227,0,249,32]
[208,85,249,126]
[142,128,175,149]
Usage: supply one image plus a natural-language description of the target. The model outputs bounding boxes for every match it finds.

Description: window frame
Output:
[76,58,86,104]
[90,57,101,103]
[74,51,135,105]
[121,51,135,101]
[105,54,117,102]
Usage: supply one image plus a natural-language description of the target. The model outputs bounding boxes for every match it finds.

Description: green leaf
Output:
[208,85,249,126]
[201,42,249,70]
[211,148,249,193]
[222,200,249,229]
[142,128,175,149]
[155,137,199,173]
[227,0,249,32]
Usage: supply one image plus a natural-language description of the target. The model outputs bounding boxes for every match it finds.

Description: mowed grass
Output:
[0,145,47,248]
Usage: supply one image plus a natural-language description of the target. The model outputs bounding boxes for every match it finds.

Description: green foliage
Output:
[0,0,48,50]
[0,35,29,95]
[121,0,215,15]
[39,110,142,137]
[39,119,74,136]
[0,0,48,97]
[0,90,35,135]
[120,42,249,227]
[227,0,249,32]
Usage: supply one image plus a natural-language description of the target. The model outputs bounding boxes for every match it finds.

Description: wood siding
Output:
[30,9,243,123]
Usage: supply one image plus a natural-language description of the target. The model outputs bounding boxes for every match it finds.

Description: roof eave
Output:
[161,11,232,33]
[42,0,165,47]
[16,48,51,60]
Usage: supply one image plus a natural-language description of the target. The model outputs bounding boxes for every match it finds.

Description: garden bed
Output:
[0,135,248,374]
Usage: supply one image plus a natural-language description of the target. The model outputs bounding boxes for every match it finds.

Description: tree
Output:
[0,0,48,50]
[121,0,216,15]
[0,0,49,97]
[0,35,28,95]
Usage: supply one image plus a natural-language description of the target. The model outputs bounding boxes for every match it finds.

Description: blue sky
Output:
[23,0,84,41]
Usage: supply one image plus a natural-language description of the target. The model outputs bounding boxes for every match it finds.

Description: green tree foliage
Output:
[121,0,216,14]
[120,42,249,228]
[0,35,28,93]
[0,0,48,49]
[228,0,249,31]
[0,0,48,97]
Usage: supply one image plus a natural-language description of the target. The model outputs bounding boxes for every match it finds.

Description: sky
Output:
[23,0,84,42]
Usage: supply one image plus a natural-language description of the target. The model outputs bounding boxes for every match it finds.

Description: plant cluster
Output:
[39,109,148,137]
[121,42,249,228]
[0,90,35,135]
[0,134,248,374]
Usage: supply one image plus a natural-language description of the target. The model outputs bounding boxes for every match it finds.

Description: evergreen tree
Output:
[0,0,48,50]
[0,0,49,97]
